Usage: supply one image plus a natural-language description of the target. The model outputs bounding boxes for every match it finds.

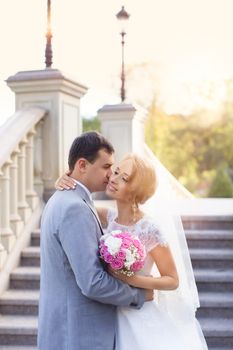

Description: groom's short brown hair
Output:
[68,131,114,171]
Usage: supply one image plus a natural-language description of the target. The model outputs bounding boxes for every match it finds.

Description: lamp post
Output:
[116,6,130,103]
[45,0,53,68]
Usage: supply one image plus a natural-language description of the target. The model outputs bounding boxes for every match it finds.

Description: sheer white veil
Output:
[141,146,200,323]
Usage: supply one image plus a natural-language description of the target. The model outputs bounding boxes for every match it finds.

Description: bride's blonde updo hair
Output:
[122,154,157,205]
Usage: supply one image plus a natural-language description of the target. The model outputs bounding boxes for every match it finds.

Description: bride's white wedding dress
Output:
[106,209,208,350]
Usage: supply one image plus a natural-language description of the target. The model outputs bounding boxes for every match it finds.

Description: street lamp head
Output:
[116,6,130,33]
[116,6,130,103]
[116,6,130,21]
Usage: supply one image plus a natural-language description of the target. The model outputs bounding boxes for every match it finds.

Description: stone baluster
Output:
[18,138,31,223]
[34,120,44,198]
[0,161,15,252]
[0,169,8,268]
[10,149,24,236]
[25,130,39,209]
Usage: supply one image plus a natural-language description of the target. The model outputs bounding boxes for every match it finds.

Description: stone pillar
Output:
[10,150,24,236]
[0,162,15,252]
[6,69,88,201]
[18,139,32,223]
[0,169,8,268]
[34,120,44,199]
[0,241,7,270]
[25,130,39,209]
[97,103,147,164]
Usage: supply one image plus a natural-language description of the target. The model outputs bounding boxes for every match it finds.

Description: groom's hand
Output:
[145,289,154,302]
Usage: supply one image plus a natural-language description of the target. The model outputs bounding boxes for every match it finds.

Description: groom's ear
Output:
[75,158,89,173]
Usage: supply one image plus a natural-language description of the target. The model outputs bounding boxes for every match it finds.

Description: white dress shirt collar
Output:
[71,178,92,200]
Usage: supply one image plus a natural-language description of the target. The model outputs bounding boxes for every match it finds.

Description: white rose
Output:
[112,230,122,234]
[105,236,122,255]
[125,250,135,268]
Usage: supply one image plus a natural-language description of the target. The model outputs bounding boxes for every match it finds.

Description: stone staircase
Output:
[0,217,232,349]
[183,216,233,350]
[0,231,40,349]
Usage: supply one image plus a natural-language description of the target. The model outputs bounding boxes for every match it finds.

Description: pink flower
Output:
[99,242,107,250]
[110,259,124,270]
[121,237,132,248]
[138,248,145,259]
[114,233,123,239]
[133,239,141,248]
[99,230,145,274]
[100,245,108,254]
[104,253,114,263]
[131,261,144,272]
[116,231,130,238]
[116,250,126,260]
[121,241,131,249]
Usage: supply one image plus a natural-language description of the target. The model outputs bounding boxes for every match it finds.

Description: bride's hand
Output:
[108,267,155,300]
[55,172,77,191]
[108,266,138,285]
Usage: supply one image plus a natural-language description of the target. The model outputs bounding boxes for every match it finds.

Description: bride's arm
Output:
[110,245,179,291]
[55,172,76,190]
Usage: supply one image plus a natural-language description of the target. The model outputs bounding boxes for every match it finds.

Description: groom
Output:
[37,131,153,350]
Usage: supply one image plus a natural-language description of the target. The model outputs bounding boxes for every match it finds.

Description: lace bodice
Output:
[106,209,168,274]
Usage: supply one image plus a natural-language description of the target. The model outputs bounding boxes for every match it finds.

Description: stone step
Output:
[197,292,233,319]
[186,230,233,249]
[195,268,233,292]
[0,347,37,350]
[200,318,233,348]
[208,348,233,350]
[190,248,233,268]
[208,349,233,350]
[10,267,40,290]
[21,247,40,267]
[0,290,39,316]
[0,315,37,346]
[2,218,233,349]
[182,216,233,230]
[30,230,40,247]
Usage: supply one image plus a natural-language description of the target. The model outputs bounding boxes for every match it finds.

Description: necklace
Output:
[115,210,144,226]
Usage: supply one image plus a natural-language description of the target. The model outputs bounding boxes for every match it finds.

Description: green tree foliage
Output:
[83,117,100,132]
[208,167,233,198]
[145,104,233,197]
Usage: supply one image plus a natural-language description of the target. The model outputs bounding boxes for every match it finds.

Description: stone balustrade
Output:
[0,107,47,269]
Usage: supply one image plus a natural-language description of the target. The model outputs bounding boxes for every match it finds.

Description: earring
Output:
[132,202,138,223]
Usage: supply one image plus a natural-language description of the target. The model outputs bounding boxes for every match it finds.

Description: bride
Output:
[56,153,208,350]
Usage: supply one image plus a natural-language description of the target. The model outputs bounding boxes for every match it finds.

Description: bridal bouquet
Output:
[99,230,146,276]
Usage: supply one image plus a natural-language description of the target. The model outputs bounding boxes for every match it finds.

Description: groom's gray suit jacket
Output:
[37,184,145,350]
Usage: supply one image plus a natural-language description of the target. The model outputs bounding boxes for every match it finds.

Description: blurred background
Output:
[1,0,233,198]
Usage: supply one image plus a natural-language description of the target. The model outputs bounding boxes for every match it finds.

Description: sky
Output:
[1,0,233,125]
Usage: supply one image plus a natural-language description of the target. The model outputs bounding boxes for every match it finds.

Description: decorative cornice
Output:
[98,103,147,122]
[6,69,88,99]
